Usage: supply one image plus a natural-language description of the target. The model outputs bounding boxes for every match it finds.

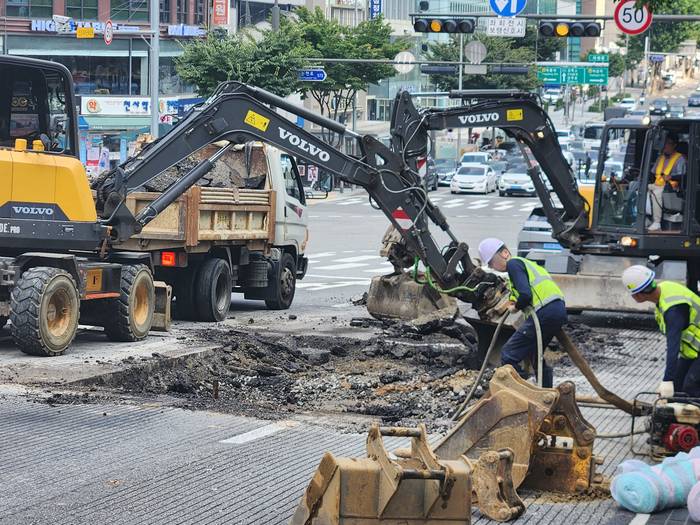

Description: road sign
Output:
[76,26,94,39]
[298,69,327,82]
[489,0,527,17]
[649,54,665,63]
[393,51,416,74]
[463,65,488,75]
[464,41,487,64]
[588,53,608,63]
[485,17,526,37]
[614,0,652,35]
[104,19,113,45]
[536,65,609,85]
[307,165,319,182]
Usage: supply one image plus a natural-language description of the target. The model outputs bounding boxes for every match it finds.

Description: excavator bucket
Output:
[366,272,457,321]
[151,281,172,332]
[433,366,603,493]
[290,424,525,525]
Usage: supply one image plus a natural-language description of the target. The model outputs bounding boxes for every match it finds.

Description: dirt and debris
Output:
[548,323,625,366]
[74,318,489,431]
[532,481,611,503]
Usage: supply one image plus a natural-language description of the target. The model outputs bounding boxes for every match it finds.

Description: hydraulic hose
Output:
[527,306,544,388]
[451,311,510,421]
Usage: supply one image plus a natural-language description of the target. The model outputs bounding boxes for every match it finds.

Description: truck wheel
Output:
[104,265,155,342]
[11,267,79,357]
[174,267,198,321]
[265,253,296,310]
[194,258,232,322]
[0,316,7,329]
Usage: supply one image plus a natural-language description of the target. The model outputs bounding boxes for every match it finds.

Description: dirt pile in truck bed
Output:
[77,318,489,431]
[142,143,269,192]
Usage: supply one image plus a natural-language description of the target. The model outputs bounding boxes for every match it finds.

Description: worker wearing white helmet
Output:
[622,265,700,398]
[478,238,567,388]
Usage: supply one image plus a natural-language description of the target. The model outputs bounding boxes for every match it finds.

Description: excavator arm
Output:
[390,90,590,248]
[94,82,502,309]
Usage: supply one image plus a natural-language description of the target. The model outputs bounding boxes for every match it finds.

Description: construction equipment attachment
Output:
[290,423,524,525]
[433,365,604,493]
[367,273,458,321]
[151,281,172,332]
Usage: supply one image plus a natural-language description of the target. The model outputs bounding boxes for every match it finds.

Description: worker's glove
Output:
[658,381,674,398]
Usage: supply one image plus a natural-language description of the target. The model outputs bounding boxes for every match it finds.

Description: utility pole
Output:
[271,0,280,31]
[149,0,160,138]
[457,33,464,155]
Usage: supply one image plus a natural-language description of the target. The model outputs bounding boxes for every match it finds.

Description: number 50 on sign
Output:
[614,0,652,35]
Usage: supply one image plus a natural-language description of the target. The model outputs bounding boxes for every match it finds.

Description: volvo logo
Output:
[279,129,331,162]
[458,112,500,125]
[12,206,54,216]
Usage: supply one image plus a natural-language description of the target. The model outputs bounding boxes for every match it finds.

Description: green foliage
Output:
[174,27,312,97]
[607,53,626,77]
[611,92,631,102]
[292,8,407,143]
[425,26,560,92]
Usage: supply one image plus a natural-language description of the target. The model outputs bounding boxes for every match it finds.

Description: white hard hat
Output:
[478,238,505,265]
[622,265,656,295]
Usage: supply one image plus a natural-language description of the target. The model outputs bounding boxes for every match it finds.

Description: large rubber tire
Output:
[174,267,199,321]
[104,265,155,342]
[265,253,296,310]
[11,267,79,357]
[194,258,232,322]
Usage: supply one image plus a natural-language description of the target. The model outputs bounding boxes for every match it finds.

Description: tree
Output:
[291,8,407,145]
[425,27,561,92]
[175,27,313,98]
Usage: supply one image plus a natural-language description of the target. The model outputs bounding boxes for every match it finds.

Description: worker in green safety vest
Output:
[478,238,567,388]
[622,265,700,398]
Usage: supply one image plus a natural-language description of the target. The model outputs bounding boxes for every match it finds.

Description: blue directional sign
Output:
[489,0,527,17]
[298,69,327,82]
[649,54,665,63]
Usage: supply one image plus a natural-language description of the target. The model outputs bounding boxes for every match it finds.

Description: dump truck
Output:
[115,142,309,320]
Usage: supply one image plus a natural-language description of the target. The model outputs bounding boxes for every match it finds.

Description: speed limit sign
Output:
[614,0,652,35]
[104,19,114,45]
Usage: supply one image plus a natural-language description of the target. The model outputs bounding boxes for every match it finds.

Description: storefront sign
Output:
[212,0,228,26]
[76,26,94,39]
[167,24,206,37]
[81,96,193,116]
[31,19,139,34]
[369,0,382,19]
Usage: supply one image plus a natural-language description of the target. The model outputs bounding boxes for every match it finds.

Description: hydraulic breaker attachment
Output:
[433,366,603,493]
[290,424,524,525]
[151,281,172,332]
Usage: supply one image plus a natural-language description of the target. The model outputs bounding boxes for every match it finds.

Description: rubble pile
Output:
[548,323,625,366]
[80,318,490,430]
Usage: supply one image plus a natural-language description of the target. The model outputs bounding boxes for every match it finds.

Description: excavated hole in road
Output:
[65,318,629,432]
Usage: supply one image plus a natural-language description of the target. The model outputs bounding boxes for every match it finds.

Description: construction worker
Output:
[478,238,567,388]
[622,265,700,398]
[648,133,686,231]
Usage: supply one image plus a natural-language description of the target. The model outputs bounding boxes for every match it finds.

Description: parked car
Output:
[499,168,535,197]
[668,105,686,118]
[649,99,669,116]
[688,94,700,107]
[618,97,636,111]
[423,157,439,191]
[459,152,491,165]
[450,164,497,194]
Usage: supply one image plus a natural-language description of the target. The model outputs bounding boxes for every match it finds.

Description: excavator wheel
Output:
[104,264,155,342]
[10,267,80,357]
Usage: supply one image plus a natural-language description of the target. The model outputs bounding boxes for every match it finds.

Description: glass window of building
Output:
[111,0,149,21]
[51,56,142,95]
[176,0,188,23]
[195,0,205,25]
[159,0,170,22]
[6,0,54,17]
[66,0,98,19]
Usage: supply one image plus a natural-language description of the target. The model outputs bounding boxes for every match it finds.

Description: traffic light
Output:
[413,17,476,33]
[539,20,601,37]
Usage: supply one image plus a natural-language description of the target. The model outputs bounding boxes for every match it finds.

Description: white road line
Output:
[220,421,298,444]
[314,263,369,270]
[337,199,365,206]
[442,198,465,205]
[468,199,489,204]
[467,203,490,209]
[306,252,336,259]
[493,205,513,210]
[299,281,371,291]
[362,267,394,273]
[629,514,650,525]
[305,274,373,280]
[335,255,382,263]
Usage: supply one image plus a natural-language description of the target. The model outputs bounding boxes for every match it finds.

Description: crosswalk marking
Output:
[335,255,382,263]
[467,203,490,209]
[362,267,394,273]
[306,252,336,259]
[442,198,464,205]
[314,262,370,270]
[337,198,365,206]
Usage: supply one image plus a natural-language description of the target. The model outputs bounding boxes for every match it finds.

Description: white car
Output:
[618,97,636,111]
[555,129,575,148]
[459,152,491,165]
[499,169,535,197]
[542,89,561,104]
[450,164,497,194]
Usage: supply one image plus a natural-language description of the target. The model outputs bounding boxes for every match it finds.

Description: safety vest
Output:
[655,281,700,360]
[508,256,565,311]
[654,152,682,189]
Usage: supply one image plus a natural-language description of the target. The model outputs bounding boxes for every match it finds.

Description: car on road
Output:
[422,158,439,191]
[627,109,647,118]
[662,75,675,89]
[498,168,535,197]
[555,129,575,147]
[450,164,496,194]
[650,98,669,116]
[688,94,700,107]
[668,105,686,118]
[542,88,561,104]
[603,160,625,180]
[618,97,636,111]
[459,152,491,165]
[434,158,457,187]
